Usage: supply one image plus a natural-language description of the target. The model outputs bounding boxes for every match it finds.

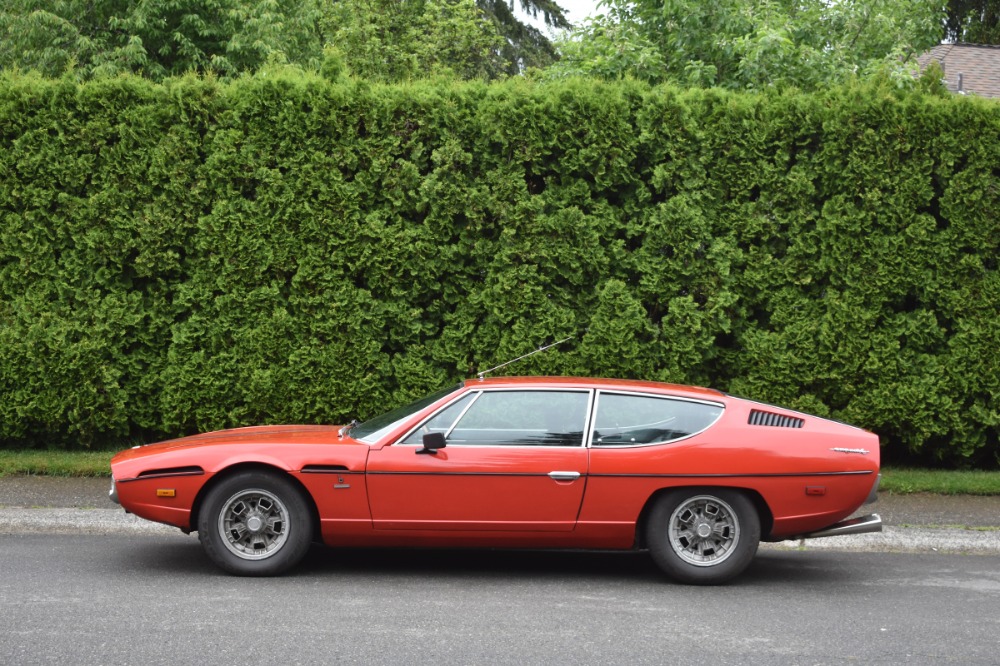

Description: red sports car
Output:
[109,376,881,584]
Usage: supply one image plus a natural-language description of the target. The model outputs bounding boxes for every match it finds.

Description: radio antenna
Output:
[476,336,572,380]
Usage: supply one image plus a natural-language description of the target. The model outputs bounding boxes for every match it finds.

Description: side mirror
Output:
[416,431,446,455]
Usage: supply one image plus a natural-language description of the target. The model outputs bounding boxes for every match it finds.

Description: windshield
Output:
[351,384,464,444]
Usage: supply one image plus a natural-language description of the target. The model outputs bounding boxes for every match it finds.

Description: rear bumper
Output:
[864,473,882,505]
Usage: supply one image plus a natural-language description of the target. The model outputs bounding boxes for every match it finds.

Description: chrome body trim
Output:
[394,388,595,448]
[587,390,726,449]
[589,470,875,479]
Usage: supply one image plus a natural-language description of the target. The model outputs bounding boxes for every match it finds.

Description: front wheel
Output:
[646,488,760,585]
[197,471,313,576]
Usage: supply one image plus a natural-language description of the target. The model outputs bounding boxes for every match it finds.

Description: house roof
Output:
[917,43,1000,98]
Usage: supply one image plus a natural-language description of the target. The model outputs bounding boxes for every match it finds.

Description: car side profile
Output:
[110,376,881,584]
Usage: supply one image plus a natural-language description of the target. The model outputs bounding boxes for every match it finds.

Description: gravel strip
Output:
[2,507,999,554]
[762,526,1000,555]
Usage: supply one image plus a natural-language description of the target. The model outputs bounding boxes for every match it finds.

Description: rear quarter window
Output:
[591,393,723,446]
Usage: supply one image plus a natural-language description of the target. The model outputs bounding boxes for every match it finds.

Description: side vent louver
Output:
[749,410,804,428]
[136,465,204,479]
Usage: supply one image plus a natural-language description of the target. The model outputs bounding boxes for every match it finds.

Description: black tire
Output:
[646,488,760,585]
[197,471,313,576]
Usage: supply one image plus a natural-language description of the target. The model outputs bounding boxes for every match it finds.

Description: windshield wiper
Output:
[338,419,360,438]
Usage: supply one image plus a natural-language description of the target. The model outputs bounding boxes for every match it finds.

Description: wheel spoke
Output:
[265,516,283,535]
[230,522,248,541]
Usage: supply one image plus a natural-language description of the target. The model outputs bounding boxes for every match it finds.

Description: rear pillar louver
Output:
[748,409,804,428]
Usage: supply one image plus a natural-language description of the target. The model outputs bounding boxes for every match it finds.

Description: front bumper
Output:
[108,478,119,505]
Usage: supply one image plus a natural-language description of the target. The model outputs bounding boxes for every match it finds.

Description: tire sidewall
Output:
[198,471,312,576]
[646,488,761,585]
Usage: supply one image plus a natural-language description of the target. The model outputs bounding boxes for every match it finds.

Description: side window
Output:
[591,393,723,446]
[400,393,477,445]
[448,390,589,447]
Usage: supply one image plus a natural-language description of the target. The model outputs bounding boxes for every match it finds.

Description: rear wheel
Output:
[198,471,312,576]
[646,488,760,585]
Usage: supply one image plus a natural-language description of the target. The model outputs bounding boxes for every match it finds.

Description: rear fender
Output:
[634,485,775,548]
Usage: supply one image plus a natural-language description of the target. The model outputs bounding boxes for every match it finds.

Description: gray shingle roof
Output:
[917,43,1000,98]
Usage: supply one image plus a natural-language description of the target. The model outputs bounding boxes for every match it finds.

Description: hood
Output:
[112,425,346,463]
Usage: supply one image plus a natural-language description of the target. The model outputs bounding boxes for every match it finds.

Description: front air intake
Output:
[748,409,804,428]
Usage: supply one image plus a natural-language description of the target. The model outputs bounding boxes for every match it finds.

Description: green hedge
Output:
[1,71,998,466]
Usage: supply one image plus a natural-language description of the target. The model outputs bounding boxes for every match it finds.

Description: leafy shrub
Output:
[0,71,997,466]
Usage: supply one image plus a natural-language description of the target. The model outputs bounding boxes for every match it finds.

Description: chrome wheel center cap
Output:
[696,522,713,539]
[246,515,264,533]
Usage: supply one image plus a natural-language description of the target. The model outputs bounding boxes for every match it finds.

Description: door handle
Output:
[548,471,581,481]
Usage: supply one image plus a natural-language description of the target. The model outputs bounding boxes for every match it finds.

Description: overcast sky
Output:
[556,0,601,25]
[519,0,601,33]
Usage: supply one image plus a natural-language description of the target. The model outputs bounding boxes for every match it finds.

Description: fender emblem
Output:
[830,447,870,455]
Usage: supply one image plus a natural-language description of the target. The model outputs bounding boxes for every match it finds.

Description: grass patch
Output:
[0,450,114,477]
[881,467,1000,496]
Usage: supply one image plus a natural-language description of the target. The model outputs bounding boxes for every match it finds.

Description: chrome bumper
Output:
[108,478,119,505]
[799,513,882,540]
[864,473,882,505]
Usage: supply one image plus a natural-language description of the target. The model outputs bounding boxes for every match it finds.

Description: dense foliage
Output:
[550,0,945,90]
[0,0,325,80]
[945,0,1000,43]
[320,0,511,81]
[0,0,565,81]
[0,72,997,466]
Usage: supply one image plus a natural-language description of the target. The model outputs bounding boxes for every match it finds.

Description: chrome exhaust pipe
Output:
[800,513,882,539]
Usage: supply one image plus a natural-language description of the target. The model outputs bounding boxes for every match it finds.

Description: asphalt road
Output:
[2,532,1000,665]
[3,477,1000,664]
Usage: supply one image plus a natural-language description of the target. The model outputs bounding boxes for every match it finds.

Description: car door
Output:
[366,389,591,532]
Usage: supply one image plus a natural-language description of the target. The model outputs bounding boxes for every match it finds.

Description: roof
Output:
[917,43,1000,98]
[463,375,725,400]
